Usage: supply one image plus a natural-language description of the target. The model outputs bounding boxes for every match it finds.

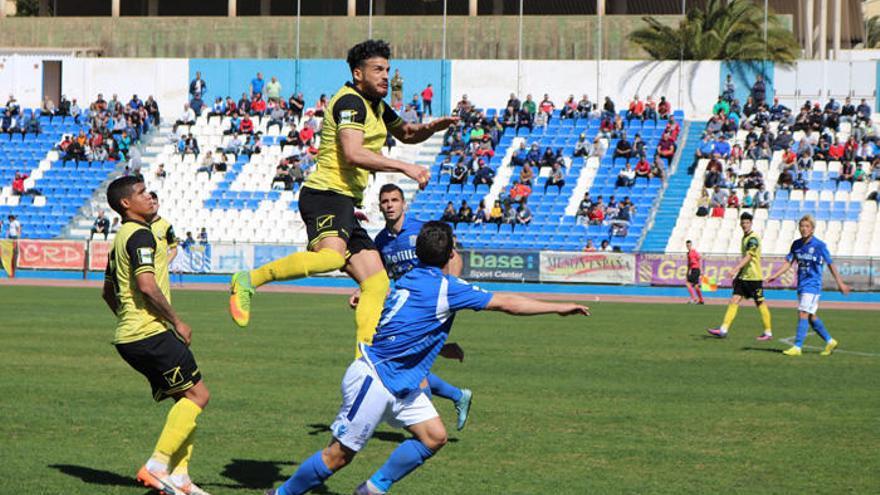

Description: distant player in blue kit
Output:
[767,214,850,357]
[267,221,590,495]
[352,184,473,430]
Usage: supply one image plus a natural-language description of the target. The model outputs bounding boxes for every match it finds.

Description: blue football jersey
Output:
[786,236,832,293]
[374,215,424,281]
[364,265,494,397]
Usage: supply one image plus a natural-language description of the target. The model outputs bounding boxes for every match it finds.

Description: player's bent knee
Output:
[322,441,356,471]
[182,382,210,409]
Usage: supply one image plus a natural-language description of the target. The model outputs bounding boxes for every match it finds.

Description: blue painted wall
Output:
[189,59,451,116]
[720,61,775,106]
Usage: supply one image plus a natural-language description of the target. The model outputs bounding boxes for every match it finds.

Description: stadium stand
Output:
[659,99,880,258]
[0,98,147,239]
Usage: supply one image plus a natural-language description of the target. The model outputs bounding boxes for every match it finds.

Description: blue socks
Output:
[368,439,435,493]
[794,318,810,347]
[278,450,333,495]
[427,373,463,402]
[811,318,832,342]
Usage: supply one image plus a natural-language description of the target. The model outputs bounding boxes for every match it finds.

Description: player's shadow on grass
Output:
[307,423,459,444]
[48,464,152,494]
[740,346,784,353]
[214,458,343,494]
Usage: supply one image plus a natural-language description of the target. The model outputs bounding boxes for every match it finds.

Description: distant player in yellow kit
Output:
[707,212,773,341]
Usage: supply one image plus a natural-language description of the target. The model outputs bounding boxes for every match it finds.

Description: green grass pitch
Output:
[1,285,878,494]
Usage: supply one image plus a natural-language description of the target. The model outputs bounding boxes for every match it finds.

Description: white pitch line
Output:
[779,336,880,358]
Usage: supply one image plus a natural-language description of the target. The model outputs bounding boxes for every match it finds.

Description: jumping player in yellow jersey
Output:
[229,40,458,357]
[708,212,773,340]
[102,176,211,495]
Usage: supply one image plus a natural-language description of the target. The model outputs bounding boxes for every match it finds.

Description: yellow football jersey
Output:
[150,216,177,300]
[304,82,403,205]
[106,220,170,344]
[739,230,763,281]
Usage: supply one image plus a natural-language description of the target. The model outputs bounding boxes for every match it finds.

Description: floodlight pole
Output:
[597,0,604,104]
[295,0,301,93]
[678,0,685,112]
[443,0,448,116]
[517,0,523,98]
[368,0,373,38]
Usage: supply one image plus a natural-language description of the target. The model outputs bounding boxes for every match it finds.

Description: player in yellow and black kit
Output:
[102,176,211,495]
[150,191,179,294]
[230,39,458,357]
[708,212,773,340]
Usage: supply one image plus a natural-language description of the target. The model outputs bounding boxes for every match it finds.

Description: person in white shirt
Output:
[7,215,21,239]
[173,103,196,134]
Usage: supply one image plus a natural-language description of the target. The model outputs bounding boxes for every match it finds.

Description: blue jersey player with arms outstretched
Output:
[767,214,850,357]
[267,221,590,495]
[351,184,472,430]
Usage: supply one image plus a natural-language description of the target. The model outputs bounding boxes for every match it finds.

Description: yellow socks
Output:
[250,248,346,287]
[758,303,772,334]
[720,303,739,332]
[151,398,202,468]
[354,270,390,357]
[169,431,195,477]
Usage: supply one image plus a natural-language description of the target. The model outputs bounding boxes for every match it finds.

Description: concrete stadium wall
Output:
[772,60,877,109]
[450,60,721,119]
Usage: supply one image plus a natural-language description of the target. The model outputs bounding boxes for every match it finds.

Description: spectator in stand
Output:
[182,133,199,156]
[583,239,596,252]
[5,94,20,116]
[421,84,434,117]
[250,93,268,115]
[742,166,764,189]
[408,94,422,122]
[516,202,533,226]
[189,71,207,98]
[457,200,473,225]
[401,104,419,124]
[154,163,167,180]
[695,134,715,159]
[472,160,495,191]
[651,155,667,180]
[710,185,728,208]
[509,180,532,204]
[90,210,111,240]
[489,200,503,226]
[634,156,651,180]
[506,92,522,113]
[544,163,565,193]
[712,96,730,117]
[518,160,535,186]
[1,109,16,139]
[12,172,41,196]
[389,69,404,108]
[602,96,616,120]
[40,96,57,122]
[197,151,216,178]
[281,128,302,148]
[266,104,287,134]
[198,227,209,245]
[207,97,226,122]
[288,92,304,124]
[440,201,457,223]
[727,190,740,209]
[696,189,711,216]
[644,95,658,125]
[657,96,671,121]
[539,146,556,169]
[870,158,880,180]
[857,140,875,162]
[742,189,754,209]
[837,160,855,184]
[856,99,872,124]
[501,203,516,227]
[264,76,282,103]
[617,163,637,187]
[713,135,731,158]
[722,74,736,102]
[539,94,555,118]
[754,184,770,208]
[750,74,766,105]
[516,106,533,132]
[6,215,21,239]
[840,96,856,122]
[190,92,205,117]
[560,95,578,120]
[224,133,243,158]
[501,105,517,129]
[448,160,468,192]
[613,134,633,166]
[854,163,868,182]
[249,72,265,98]
[313,93,328,118]
[573,133,591,157]
[599,239,612,252]
[657,134,676,163]
[828,138,845,161]
[473,200,488,225]
[173,103,196,134]
[239,114,255,135]
[110,217,120,233]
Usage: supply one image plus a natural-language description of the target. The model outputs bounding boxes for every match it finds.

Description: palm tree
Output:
[628,0,799,64]
[865,16,880,49]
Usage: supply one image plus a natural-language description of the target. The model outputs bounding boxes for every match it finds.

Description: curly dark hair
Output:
[347,39,392,72]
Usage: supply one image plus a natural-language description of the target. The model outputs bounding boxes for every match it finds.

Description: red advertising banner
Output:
[88,241,112,271]
[16,240,87,270]
[636,254,796,288]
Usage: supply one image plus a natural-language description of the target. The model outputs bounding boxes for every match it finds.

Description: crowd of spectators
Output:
[695,74,880,217]
[574,191,636,238]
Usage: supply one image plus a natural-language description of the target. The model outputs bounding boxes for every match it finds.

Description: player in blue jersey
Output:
[267,221,590,495]
[364,183,473,430]
[767,214,850,357]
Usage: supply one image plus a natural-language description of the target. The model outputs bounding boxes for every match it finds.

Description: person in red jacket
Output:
[421,84,434,117]
[239,115,255,135]
[685,240,705,304]
[627,95,645,125]
[250,94,267,115]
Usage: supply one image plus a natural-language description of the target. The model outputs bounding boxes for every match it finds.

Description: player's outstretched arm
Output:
[339,129,430,188]
[135,271,192,344]
[766,260,793,283]
[827,263,851,295]
[101,278,119,315]
[486,293,590,317]
[390,116,459,144]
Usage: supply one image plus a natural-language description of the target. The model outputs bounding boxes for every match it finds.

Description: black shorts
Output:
[733,279,765,304]
[298,186,375,255]
[116,331,202,402]
[686,268,701,285]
